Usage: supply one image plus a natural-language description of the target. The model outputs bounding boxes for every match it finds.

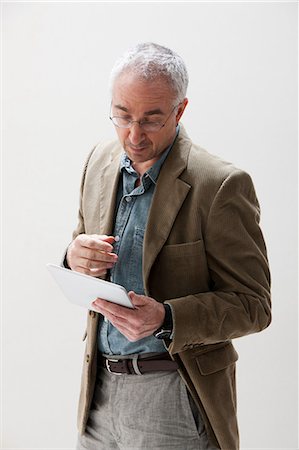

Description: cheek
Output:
[116,128,128,143]
[150,139,159,152]
[152,132,171,153]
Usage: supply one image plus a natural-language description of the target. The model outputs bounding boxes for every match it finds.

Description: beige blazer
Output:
[71,125,271,450]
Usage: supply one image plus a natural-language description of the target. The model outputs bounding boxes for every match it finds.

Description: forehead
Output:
[112,73,176,113]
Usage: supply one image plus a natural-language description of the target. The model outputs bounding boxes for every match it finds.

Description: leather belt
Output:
[100,354,179,375]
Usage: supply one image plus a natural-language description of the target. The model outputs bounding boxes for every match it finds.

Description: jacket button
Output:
[86,354,90,363]
[89,310,96,318]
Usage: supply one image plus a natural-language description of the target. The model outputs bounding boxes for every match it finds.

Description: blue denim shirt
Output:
[98,129,179,355]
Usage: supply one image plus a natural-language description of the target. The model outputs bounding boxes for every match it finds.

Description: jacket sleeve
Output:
[61,146,97,267]
[166,169,271,354]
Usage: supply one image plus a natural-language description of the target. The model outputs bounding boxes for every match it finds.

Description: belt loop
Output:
[123,359,131,375]
[132,355,142,375]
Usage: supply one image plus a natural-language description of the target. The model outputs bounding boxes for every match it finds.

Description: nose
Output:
[129,122,145,145]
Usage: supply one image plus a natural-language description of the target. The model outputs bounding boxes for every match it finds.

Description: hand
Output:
[92,292,165,341]
[66,234,118,277]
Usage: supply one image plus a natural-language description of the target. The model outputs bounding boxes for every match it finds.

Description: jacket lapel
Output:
[143,126,192,293]
[90,143,122,235]
[88,126,192,290]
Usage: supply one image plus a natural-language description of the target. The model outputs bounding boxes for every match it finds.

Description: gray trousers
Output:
[76,367,218,450]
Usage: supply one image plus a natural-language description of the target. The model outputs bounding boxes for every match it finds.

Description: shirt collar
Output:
[120,125,180,184]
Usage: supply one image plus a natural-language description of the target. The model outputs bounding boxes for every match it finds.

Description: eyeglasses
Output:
[109,104,180,133]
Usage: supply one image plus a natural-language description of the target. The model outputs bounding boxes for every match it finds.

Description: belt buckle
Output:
[105,358,123,375]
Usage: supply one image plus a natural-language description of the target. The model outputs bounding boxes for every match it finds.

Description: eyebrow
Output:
[114,104,164,116]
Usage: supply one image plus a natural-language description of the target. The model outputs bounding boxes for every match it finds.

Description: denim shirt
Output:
[98,128,179,355]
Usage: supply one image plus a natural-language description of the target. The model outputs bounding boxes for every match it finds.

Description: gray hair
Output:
[109,42,189,103]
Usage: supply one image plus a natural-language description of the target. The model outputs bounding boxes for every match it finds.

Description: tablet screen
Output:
[47,263,134,310]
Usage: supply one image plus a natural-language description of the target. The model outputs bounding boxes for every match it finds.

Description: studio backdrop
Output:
[2,2,298,449]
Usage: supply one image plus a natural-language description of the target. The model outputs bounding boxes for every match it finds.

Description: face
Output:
[111,72,188,173]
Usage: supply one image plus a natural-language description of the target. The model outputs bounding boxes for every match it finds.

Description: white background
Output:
[2,2,298,449]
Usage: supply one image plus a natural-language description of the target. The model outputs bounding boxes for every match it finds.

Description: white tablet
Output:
[47,263,134,311]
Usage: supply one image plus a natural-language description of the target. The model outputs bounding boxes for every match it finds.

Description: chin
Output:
[126,148,151,160]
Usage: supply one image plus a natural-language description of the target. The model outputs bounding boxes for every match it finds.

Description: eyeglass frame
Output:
[109,102,181,132]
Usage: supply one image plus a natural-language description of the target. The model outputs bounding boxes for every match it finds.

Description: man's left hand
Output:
[92,292,165,341]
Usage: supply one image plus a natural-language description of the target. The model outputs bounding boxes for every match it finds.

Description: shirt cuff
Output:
[61,251,71,269]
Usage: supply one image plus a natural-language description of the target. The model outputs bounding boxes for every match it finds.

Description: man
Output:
[65,43,271,450]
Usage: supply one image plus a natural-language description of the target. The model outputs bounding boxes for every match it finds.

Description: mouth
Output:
[127,144,149,151]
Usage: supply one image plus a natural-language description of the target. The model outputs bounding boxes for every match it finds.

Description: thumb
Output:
[128,291,149,306]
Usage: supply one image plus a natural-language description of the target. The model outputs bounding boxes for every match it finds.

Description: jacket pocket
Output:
[161,239,203,258]
[195,342,238,375]
[150,239,210,299]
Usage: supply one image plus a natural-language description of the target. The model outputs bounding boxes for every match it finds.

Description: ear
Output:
[176,98,188,124]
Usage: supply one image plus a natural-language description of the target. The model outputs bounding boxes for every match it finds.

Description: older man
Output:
[65,43,271,450]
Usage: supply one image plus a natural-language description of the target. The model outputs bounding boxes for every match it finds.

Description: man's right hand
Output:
[66,234,118,277]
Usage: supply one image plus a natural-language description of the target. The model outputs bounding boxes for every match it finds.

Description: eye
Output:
[143,116,161,123]
[113,116,131,127]
[119,115,131,120]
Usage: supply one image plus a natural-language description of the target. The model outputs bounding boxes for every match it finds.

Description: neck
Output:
[132,160,156,177]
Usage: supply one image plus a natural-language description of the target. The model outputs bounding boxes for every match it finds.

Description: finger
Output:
[116,326,143,342]
[108,322,139,342]
[115,323,151,342]
[97,309,129,328]
[92,301,152,341]
[93,300,144,331]
[99,314,143,342]
[89,234,117,243]
[128,291,151,306]
[93,298,135,320]
[102,235,118,244]
[76,257,115,271]
[89,234,116,242]
[73,265,108,277]
[79,235,114,252]
[79,249,118,263]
